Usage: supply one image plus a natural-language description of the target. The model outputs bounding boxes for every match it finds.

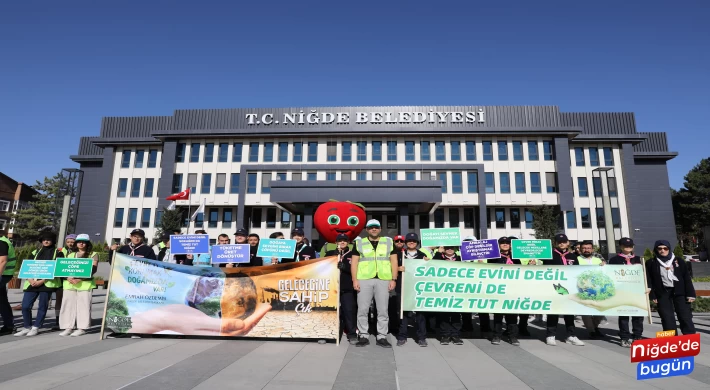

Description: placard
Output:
[511,239,553,260]
[211,244,250,264]
[461,239,501,261]
[170,234,210,255]
[54,258,94,278]
[420,228,461,247]
[257,239,297,259]
[18,260,56,279]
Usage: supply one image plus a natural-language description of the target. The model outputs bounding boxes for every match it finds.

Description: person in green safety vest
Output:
[0,235,16,335]
[577,241,607,339]
[15,231,63,337]
[153,233,170,258]
[59,234,99,337]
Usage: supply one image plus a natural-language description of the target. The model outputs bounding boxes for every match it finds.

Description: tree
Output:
[11,172,69,244]
[643,248,654,261]
[673,158,710,248]
[156,207,183,239]
[530,206,561,242]
[674,244,684,260]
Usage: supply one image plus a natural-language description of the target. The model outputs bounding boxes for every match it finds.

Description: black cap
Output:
[38,231,57,243]
[335,233,349,242]
[234,228,247,236]
[160,233,170,241]
[555,234,569,243]
[291,228,305,236]
[619,237,634,247]
[130,229,145,237]
[405,232,419,242]
[498,237,511,244]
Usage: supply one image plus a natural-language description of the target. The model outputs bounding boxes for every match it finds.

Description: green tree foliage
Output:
[531,205,561,242]
[156,207,183,239]
[11,172,69,244]
[674,244,684,260]
[673,158,710,248]
[643,248,654,261]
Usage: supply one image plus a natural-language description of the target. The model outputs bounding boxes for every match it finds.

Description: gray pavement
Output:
[2,289,710,389]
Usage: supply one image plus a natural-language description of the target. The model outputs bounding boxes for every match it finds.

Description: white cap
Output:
[76,234,91,242]
[365,219,381,228]
[462,235,477,241]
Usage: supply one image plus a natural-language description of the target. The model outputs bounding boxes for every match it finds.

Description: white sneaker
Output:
[14,328,30,337]
[70,329,86,337]
[566,336,585,346]
[59,329,73,337]
[26,327,39,337]
[546,336,557,346]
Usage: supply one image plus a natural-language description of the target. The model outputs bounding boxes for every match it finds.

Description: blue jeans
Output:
[21,291,51,329]
[0,276,13,328]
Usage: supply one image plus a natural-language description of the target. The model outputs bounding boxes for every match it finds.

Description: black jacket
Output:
[646,256,696,300]
[488,252,521,265]
[543,250,577,266]
[608,254,642,265]
[109,243,156,263]
[238,245,263,267]
[282,243,317,263]
[326,248,355,291]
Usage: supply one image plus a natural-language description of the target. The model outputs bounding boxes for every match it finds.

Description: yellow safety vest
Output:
[0,236,16,276]
[577,255,603,265]
[356,237,393,280]
[24,249,61,289]
[62,252,97,291]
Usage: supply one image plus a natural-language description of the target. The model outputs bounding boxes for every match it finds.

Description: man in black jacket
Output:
[608,237,644,347]
[109,229,157,262]
[326,233,358,345]
[283,228,316,263]
[391,233,429,347]
[488,237,521,346]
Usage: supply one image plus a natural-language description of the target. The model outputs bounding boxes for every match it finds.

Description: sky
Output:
[1,0,708,190]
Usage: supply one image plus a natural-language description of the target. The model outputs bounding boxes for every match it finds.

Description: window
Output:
[216,173,226,194]
[281,210,291,228]
[114,208,124,228]
[265,208,277,228]
[464,208,475,228]
[190,143,200,163]
[387,171,397,180]
[148,149,158,168]
[612,207,621,228]
[420,141,431,161]
[204,143,214,162]
[249,142,259,162]
[451,172,463,193]
[188,173,197,194]
[607,176,618,197]
[405,141,415,161]
[308,142,318,162]
[485,173,495,193]
[420,214,430,229]
[307,172,317,181]
[194,211,204,228]
[263,142,273,162]
[515,173,526,194]
[223,208,233,229]
[278,142,288,162]
[230,173,240,194]
[356,172,366,181]
[127,208,138,228]
[0,201,8,212]
[592,177,603,197]
[543,141,555,160]
[232,142,243,162]
[201,174,212,194]
[387,141,397,161]
[342,172,351,181]
[292,172,302,181]
[545,172,557,193]
[467,172,478,193]
[141,208,151,228]
[327,141,337,162]
[500,173,511,194]
[527,141,539,161]
[251,208,262,228]
[603,147,614,166]
[261,173,271,194]
[529,173,540,194]
[171,174,182,193]
[276,172,287,182]
[465,141,476,161]
[120,150,131,168]
[511,141,523,161]
[581,208,591,228]
[450,141,461,161]
[357,141,367,161]
[495,208,505,228]
[295,214,304,229]
[511,208,521,228]
[208,208,218,228]
[566,210,577,229]
[134,150,145,168]
[326,172,336,181]
[574,147,585,166]
[117,178,128,197]
[483,141,493,161]
[218,143,228,162]
[175,143,186,162]
[525,208,534,229]
[577,177,589,197]
[589,147,600,167]
[434,209,445,228]
[293,142,303,162]
[372,141,382,161]
[438,172,448,193]
[596,209,605,228]
[498,141,508,161]
[406,171,415,181]
[372,172,382,181]
[155,209,163,226]
[435,141,446,161]
[130,178,141,198]
[422,171,433,181]
[247,173,257,194]
[450,209,460,228]
[342,141,352,161]
[144,178,154,197]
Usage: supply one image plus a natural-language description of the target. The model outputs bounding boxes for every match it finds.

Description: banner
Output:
[420,228,461,247]
[211,244,250,264]
[257,239,297,259]
[170,234,210,255]
[18,260,56,279]
[461,239,500,262]
[401,260,649,316]
[511,239,553,260]
[54,258,93,278]
[103,253,339,339]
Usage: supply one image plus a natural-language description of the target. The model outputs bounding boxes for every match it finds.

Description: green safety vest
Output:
[420,247,433,259]
[355,237,393,280]
[577,255,603,265]
[24,249,62,289]
[0,236,16,276]
[158,242,166,249]
[62,252,97,291]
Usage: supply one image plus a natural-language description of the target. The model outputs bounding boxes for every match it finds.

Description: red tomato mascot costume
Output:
[315,200,366,256]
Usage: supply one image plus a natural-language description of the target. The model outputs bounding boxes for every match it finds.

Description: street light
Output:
[592,167,616,257]
[57,168,83,241]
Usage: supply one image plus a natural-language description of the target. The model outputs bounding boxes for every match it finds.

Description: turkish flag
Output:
[166,188,190,201]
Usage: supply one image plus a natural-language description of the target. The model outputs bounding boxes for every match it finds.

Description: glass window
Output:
[144,178,154,197]
[450,208,460,228]
[278,142,288,162]
[420,141,431,161]
[372,172,382,181]
[341,172,351,181]
[434,209,445,228]
[175,144,186,163]
[276,172,286,182]
[127,208,138,228]
[326,172,336,181]
[117,178,128,197]
[527,141,539,161]
[603,147,614,166]
[141,208,151,228]
[114,208,124,228]
[420,214,430,229]
[608,176,618,197]
[342,141,352,161]
[266,208,277,228]
[405,141,415,161]
[356,172,366,181]
[513,141,523,161]
[495,208,505,228]
[247,173,257,194]
[525,208,534,229]
[134,150,145,168]
[574,147,585,166]
[307,172,317,181]
[422,171,433,181]
[545,172,557,193]
[498,141,508,161]
[515,173,526,194]
[263,142,273,162]
[292,172,302,181]
[450,141,461,161]
[500,173,511,194]
[581,208,591,228]
[230,173,240,194]
[483,141,493,161]
[216,173,226,194]
[405,171,415,181]
[511,208,521,228]
[467,172,478,193]
[387,171,397,180]
[307,142,318,162]
[529,172,540,194]
[566,210,577,229]
[121,150,131,168]
[435,141,446,161]
[357,141,367,161]
[281,210,291,229]
[466,141,476,161]
[596,208,605,228]
[249,142,259,162]
[577,177,589,197]
[592,177,603,197]
[251,208,262,228]
[155,209,163,226]
[190,143,200,163]
[543,141,555,160]
[295,214,304,229]
[372,141,382,161]
[293,142,303,162]
[327,141,337,162]
[464,208,475,228]
[171,174,182,193]
[194,211,204,228]
[261,173,271,194]
[387,141,397,161]
[451,172,463,193]
[438,172,447,193]
[589,147,600,167]
[232,142,243,162]
[218,143,228,162]
[204,143,214,163]
[223,208,233,229]
[188,173,197,194]
[201,174,212,194]
[612,208,621,228]
[208,208,218,228]
[485,173,495,193]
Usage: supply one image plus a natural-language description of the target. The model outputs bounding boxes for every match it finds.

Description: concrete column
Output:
[399,206,409,235]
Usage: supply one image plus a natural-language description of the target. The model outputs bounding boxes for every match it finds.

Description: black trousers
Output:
[340,290,357,338]
[493,313,519,338]
[0,276,13,329]
[546,315,576,337]
[656,288,695,335]
[388,293,401,333]
[399,311,427,341]
[438,312,462,337]
[618,316,644,340]
[479,313,491,332]
[518,314,529,332]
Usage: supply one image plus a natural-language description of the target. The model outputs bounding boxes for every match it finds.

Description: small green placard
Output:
[54,258,93,278]
[420,228,461,247]
[511,239,553,260]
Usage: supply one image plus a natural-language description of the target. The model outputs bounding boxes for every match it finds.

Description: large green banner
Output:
[401,260,649,316]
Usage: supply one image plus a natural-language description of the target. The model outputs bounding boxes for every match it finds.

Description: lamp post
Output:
[592,167,615,257]
[58,168,83,241]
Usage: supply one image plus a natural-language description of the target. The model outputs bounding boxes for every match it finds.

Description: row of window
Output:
[114,208,162,229]
[576,176,618,197]
[487,207,621,230]
[116,178,156,198]
[120,149,160,169]
[483,172,558,194]
[574,147,615,167]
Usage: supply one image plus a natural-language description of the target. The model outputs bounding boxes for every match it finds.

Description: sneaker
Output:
[26,327,39,337]
[546,336,557,346]
[376,338,392,348]
[70,329,86,337]
[356,337,370,347]
[59,329,73,337]
[417,339,428,347]
[14,328,30,337]
[620,339,632,348]
[130,335,141,339]
[440,336,451,345]
[348,336,358,345]
[396,339,407,347]
[451,336,464,345]
[0,326,14,336]
[566,336,585,346]
[509,336,520,346]
[491,336,501,345]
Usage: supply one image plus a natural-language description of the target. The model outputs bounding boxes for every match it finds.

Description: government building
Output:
[70,106,677,254]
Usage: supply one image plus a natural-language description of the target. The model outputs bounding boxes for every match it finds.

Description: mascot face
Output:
[314,200,366,243]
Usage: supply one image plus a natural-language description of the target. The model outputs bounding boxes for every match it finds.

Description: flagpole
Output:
[188,188,192,235]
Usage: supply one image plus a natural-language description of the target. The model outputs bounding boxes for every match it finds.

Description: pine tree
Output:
[531,205,561,242]
[11,172,69,244]
[674,244,684,260]
[156,207,184,239]
[643,248,654,261]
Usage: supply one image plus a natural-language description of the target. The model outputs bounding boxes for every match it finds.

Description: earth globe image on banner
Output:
[576,270,616,300]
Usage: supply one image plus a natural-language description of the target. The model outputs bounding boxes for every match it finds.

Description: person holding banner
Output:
[59,234,98,337]
[191,230,211,267]
[577,241,607,339]
[284,228,316,263]
[241,233,263,267]
[489,237,521,346]
[608,237,644,347]
[392,232,429,347]
[224,228,248,267]
[109,229,157,262]
[326,233,358,345]
[433,246,465,345]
